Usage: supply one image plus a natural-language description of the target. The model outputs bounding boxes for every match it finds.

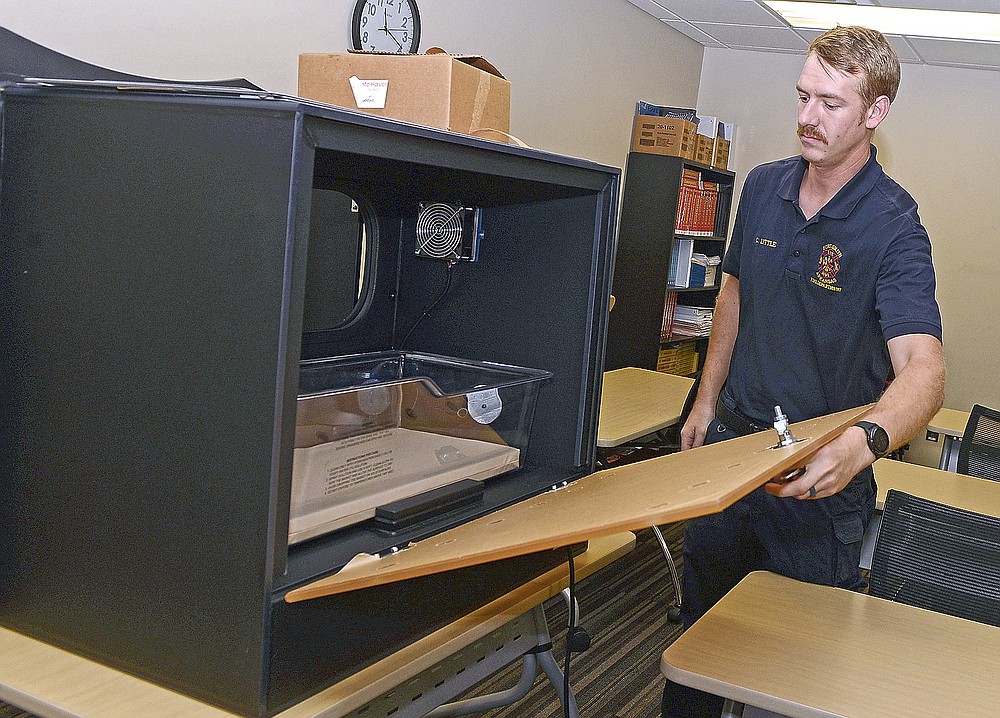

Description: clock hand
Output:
[384,22,404,51]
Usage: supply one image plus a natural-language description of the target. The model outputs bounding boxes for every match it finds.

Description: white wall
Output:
[0,0,703,168]
[697,48,1000,464]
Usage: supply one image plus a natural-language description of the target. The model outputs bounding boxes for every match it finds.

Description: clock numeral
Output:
[361,15,368,28]
[402,32,408,43]
[402,16,408,27]
[362,31,369,43]
[368,3,376,16]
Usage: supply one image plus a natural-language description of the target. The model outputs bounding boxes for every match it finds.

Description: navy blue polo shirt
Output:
[721,146,942,425]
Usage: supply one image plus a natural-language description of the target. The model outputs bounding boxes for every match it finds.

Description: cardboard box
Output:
[297,49,511,135]
[713,138,731,170]
[695,114,718,166]
[713,121,735,170]
[694,134,715,166]
[631,114,697,159]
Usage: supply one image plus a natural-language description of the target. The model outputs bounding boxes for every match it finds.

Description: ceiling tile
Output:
[651,0,786,26]
[626,0,677,20]
[661,20,727,46]
[907,36,1000,68]
[628,0,1000,73]
[795,28,924,63]
[883,35,924,64]
[876,0,1000,11]
[692,22,810,50]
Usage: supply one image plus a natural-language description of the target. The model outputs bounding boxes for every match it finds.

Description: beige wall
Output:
[0,0,702,169]
[697,48,1000,465]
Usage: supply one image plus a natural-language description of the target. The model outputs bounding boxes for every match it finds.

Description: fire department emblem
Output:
[815,243,842,285]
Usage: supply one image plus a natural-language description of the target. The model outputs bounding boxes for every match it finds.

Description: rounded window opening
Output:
[302,190,372,332]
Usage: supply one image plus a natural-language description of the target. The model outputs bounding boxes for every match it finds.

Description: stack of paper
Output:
[671,305,714,337]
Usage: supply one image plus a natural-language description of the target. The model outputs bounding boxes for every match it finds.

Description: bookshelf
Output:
[606,152,736,375]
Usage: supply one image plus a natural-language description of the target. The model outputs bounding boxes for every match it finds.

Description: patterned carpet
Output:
[0,525,684,718]
[464,525,684,718]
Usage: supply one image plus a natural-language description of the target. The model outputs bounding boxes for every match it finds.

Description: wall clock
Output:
[351,0,421,53]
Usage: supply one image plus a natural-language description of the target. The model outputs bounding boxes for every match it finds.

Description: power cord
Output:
[564,546,575,718]
[562,546,591,718]
[399,260,454,349]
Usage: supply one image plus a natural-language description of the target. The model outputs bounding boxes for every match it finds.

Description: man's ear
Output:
[866,95,891,130]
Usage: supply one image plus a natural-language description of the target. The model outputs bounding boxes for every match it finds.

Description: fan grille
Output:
[416,203,465,259]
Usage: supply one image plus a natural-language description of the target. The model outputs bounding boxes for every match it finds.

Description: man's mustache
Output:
[797,125,828,144]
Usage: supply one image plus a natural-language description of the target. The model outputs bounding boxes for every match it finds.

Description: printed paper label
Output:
[349,75,388,108]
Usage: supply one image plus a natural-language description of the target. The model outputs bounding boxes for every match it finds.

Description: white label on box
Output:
[467,389,502,424]
[349,75,388,109]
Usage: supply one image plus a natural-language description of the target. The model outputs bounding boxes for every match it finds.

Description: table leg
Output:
[859,510,882,571]
[939,435,960,472]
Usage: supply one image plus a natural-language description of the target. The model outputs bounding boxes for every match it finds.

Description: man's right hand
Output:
[680,401,716,450]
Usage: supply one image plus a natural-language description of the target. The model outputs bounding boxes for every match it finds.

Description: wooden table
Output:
[597,367,694,448]
[0,533,635,718]
[873,458,1000,514]
[926,407,969,471]
[859,458,1000,569]
[661,570,1000,718]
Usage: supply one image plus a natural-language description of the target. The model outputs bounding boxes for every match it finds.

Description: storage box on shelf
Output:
[657,341,700,376]
[714,121,735,170]
[694,134,714,165]
[631,114,697,159]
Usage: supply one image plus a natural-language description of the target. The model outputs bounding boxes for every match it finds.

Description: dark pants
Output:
[661,416,875,718]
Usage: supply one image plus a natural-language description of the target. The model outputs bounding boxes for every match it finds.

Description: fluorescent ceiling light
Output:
[764,1,1000,43]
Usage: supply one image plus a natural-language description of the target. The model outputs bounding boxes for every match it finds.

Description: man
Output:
[662,25,945,718]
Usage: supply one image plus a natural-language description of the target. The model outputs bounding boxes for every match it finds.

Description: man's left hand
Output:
[765,426,873,500]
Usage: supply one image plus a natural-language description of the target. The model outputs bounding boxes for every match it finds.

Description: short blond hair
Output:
[808,25,900,107]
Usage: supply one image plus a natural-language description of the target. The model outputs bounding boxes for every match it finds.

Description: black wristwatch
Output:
[855,421,890,459]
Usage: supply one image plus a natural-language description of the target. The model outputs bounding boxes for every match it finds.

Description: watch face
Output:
[872,425,890,455]
[352,0,421,53]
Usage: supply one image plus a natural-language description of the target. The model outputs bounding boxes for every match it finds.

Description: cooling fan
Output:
[415,202,483,262]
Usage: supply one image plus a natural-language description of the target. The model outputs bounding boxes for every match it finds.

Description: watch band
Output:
[855,420,890,458]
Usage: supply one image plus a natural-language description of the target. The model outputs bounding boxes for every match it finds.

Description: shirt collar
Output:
[778,145,883,219]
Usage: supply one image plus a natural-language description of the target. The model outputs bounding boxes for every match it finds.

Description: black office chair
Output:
[869,489,1000,627]
[655,371,701,452]
[956,404,1000,481]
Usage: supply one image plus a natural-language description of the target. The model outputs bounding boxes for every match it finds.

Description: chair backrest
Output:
[869,489,1000,627]
[956,404,1000,481]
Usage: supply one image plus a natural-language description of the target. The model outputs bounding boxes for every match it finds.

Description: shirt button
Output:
[793,250,801,257]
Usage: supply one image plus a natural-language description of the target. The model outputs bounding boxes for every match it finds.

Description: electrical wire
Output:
[398,260,454,349]
[563,546,577,718]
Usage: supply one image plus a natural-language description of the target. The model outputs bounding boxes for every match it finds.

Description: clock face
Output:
[352,0,421,54]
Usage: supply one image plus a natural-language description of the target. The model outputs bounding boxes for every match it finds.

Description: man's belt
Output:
[715,397,769,436]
